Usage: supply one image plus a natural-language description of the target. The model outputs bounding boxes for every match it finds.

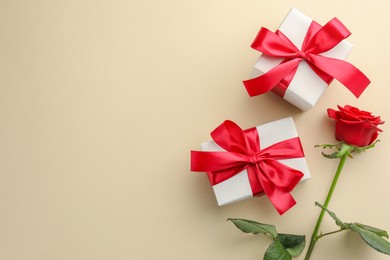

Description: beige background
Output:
[0,1,389,259]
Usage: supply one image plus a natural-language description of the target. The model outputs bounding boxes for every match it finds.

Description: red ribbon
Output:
[191,120,304,215]
[243,18,370,98]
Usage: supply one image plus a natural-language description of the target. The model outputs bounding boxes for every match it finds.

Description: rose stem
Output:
[304,154,347,260]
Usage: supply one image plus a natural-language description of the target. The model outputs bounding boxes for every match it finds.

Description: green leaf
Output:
[227,218,277,238]
[314,203,390,255]
[355,140,381,152]
[353,225,390,255]
[264,240,291,260]
[321,143,352,159]
[315,202,347,229]
[353,223,389,238]
[277,234,306,257]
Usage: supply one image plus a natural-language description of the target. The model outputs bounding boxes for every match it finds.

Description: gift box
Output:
[243,8,370,111]
[191,117,311,215]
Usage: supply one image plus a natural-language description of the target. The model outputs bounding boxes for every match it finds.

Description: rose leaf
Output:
[277,233,306,256]
[351,224,390,255]
[264,239,291,260]
[315,202,347,229]
[227,218,277,238]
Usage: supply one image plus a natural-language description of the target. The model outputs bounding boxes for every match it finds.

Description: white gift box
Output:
[200,117,311,206]
[252,8,353,111]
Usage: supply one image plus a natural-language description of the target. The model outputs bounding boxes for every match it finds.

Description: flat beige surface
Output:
[0,1,389,259]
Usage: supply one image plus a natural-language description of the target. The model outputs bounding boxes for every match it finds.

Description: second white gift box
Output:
[191,117,311,214]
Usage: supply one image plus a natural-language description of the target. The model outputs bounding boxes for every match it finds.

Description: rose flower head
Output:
[327,105,384,147]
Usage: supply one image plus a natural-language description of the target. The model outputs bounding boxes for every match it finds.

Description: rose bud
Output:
[327,105,384,147]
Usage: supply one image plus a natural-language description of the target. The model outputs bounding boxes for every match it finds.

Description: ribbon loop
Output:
[251,28,299,58]
[304,18,351,54]
[191,120,304,215]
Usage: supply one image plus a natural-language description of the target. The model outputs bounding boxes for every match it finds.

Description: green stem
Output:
[316,228,346,239]
[304,155,347,260]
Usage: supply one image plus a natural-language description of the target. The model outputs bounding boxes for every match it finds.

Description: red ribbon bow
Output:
[243,18,370,98]
[190,120,304,215]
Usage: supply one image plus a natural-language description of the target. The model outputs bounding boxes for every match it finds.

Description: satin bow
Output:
[191,120,304,215]
[243,18,370,98]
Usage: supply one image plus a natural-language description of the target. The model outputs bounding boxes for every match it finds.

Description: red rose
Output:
[327,105,384,147]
